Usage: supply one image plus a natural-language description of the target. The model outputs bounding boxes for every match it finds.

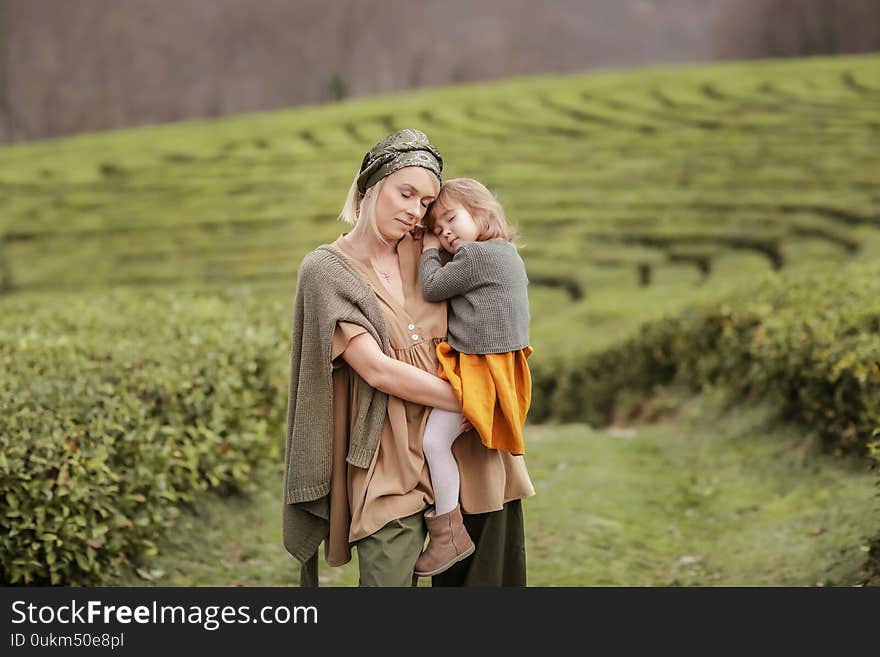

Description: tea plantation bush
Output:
[3,261,877,585]
[530,261,880,458]
[0,288,288,584]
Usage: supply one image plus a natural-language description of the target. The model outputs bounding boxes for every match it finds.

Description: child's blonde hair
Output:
[426,178,518,243]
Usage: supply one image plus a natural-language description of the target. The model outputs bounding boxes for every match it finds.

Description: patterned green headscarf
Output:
[356,128,443,194]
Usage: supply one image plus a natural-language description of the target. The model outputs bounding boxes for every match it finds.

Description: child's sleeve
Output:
[418,246,477,302]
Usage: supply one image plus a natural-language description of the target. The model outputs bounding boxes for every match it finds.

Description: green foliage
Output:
[108,397,878,587]
[1,54,878,584]
[0,54,876,332]
[531,261,880,459]
[0,288,289,585]
[2,265,877,585]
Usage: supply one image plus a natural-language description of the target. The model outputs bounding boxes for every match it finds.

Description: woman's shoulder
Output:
[300,240,349,266]
[298,244,358,283]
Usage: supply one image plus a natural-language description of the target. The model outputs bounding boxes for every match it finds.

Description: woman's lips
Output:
[395,218,412,229]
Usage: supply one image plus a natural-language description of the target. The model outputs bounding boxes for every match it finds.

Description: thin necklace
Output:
[373,262,395,281]
[343,234,396,281]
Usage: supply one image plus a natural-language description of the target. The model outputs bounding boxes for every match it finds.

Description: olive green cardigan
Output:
[282,244,391,584]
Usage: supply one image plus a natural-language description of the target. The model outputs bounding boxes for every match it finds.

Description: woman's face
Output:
[370,167,438,241]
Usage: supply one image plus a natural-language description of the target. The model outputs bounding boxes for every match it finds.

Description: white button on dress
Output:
[411,334,419,341]
[407,324,415,330]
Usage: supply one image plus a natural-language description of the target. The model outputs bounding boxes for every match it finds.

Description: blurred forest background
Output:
[1,0,879,143]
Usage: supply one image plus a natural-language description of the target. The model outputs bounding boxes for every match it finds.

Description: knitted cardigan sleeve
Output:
[418,246,478,302]
[282,246,390,564]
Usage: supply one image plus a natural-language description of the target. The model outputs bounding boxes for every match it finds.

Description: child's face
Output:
[431,202,481,253]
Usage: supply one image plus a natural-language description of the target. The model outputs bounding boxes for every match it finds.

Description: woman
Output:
[282,128,535,587]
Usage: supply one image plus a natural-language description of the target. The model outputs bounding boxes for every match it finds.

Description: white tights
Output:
[422,408,466,516]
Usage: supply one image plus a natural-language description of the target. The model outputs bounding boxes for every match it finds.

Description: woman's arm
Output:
[340,333,461,412]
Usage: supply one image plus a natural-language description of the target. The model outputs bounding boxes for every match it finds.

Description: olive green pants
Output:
[354,511,427,587]
[354,499,526,587]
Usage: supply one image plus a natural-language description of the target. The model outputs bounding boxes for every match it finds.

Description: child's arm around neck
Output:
[418,242,479,302]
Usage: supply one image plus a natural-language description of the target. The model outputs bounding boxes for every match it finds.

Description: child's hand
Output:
[422,232,441,252]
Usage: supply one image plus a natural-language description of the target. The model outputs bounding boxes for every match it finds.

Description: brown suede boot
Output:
[413,505,475,577]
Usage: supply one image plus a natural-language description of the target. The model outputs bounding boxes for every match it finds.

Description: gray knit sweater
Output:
[419,239,530,354]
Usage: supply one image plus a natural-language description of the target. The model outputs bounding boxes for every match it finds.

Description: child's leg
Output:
[423,408,465,516]
[415,408,475,577]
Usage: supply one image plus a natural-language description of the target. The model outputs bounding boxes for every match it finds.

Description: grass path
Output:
[110,392,877,587]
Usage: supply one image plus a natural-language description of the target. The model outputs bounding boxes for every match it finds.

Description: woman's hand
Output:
[459,417,474,435]
[422,232,441,252]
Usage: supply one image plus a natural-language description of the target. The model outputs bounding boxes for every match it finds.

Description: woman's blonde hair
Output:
[338,172,389,245]
[426,178,518,243]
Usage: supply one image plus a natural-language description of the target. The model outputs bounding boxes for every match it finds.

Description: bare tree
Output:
[714,0,880,59]
[0,0,12,143]
[2,0,876,143]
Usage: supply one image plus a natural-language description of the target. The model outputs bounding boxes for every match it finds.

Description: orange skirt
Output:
[435,341,534,455]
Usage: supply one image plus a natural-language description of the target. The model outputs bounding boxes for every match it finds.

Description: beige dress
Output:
[324,231,535,566]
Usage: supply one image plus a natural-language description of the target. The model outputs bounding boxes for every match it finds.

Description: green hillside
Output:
[1,54,878,586]
[1,54,878,361]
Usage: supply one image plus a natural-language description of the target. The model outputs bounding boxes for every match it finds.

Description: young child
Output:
[414,178,533,577]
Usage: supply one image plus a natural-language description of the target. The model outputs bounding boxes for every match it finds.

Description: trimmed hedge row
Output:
[0,288,289,585]
[3,261,877,585]
[530,261,880,457]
